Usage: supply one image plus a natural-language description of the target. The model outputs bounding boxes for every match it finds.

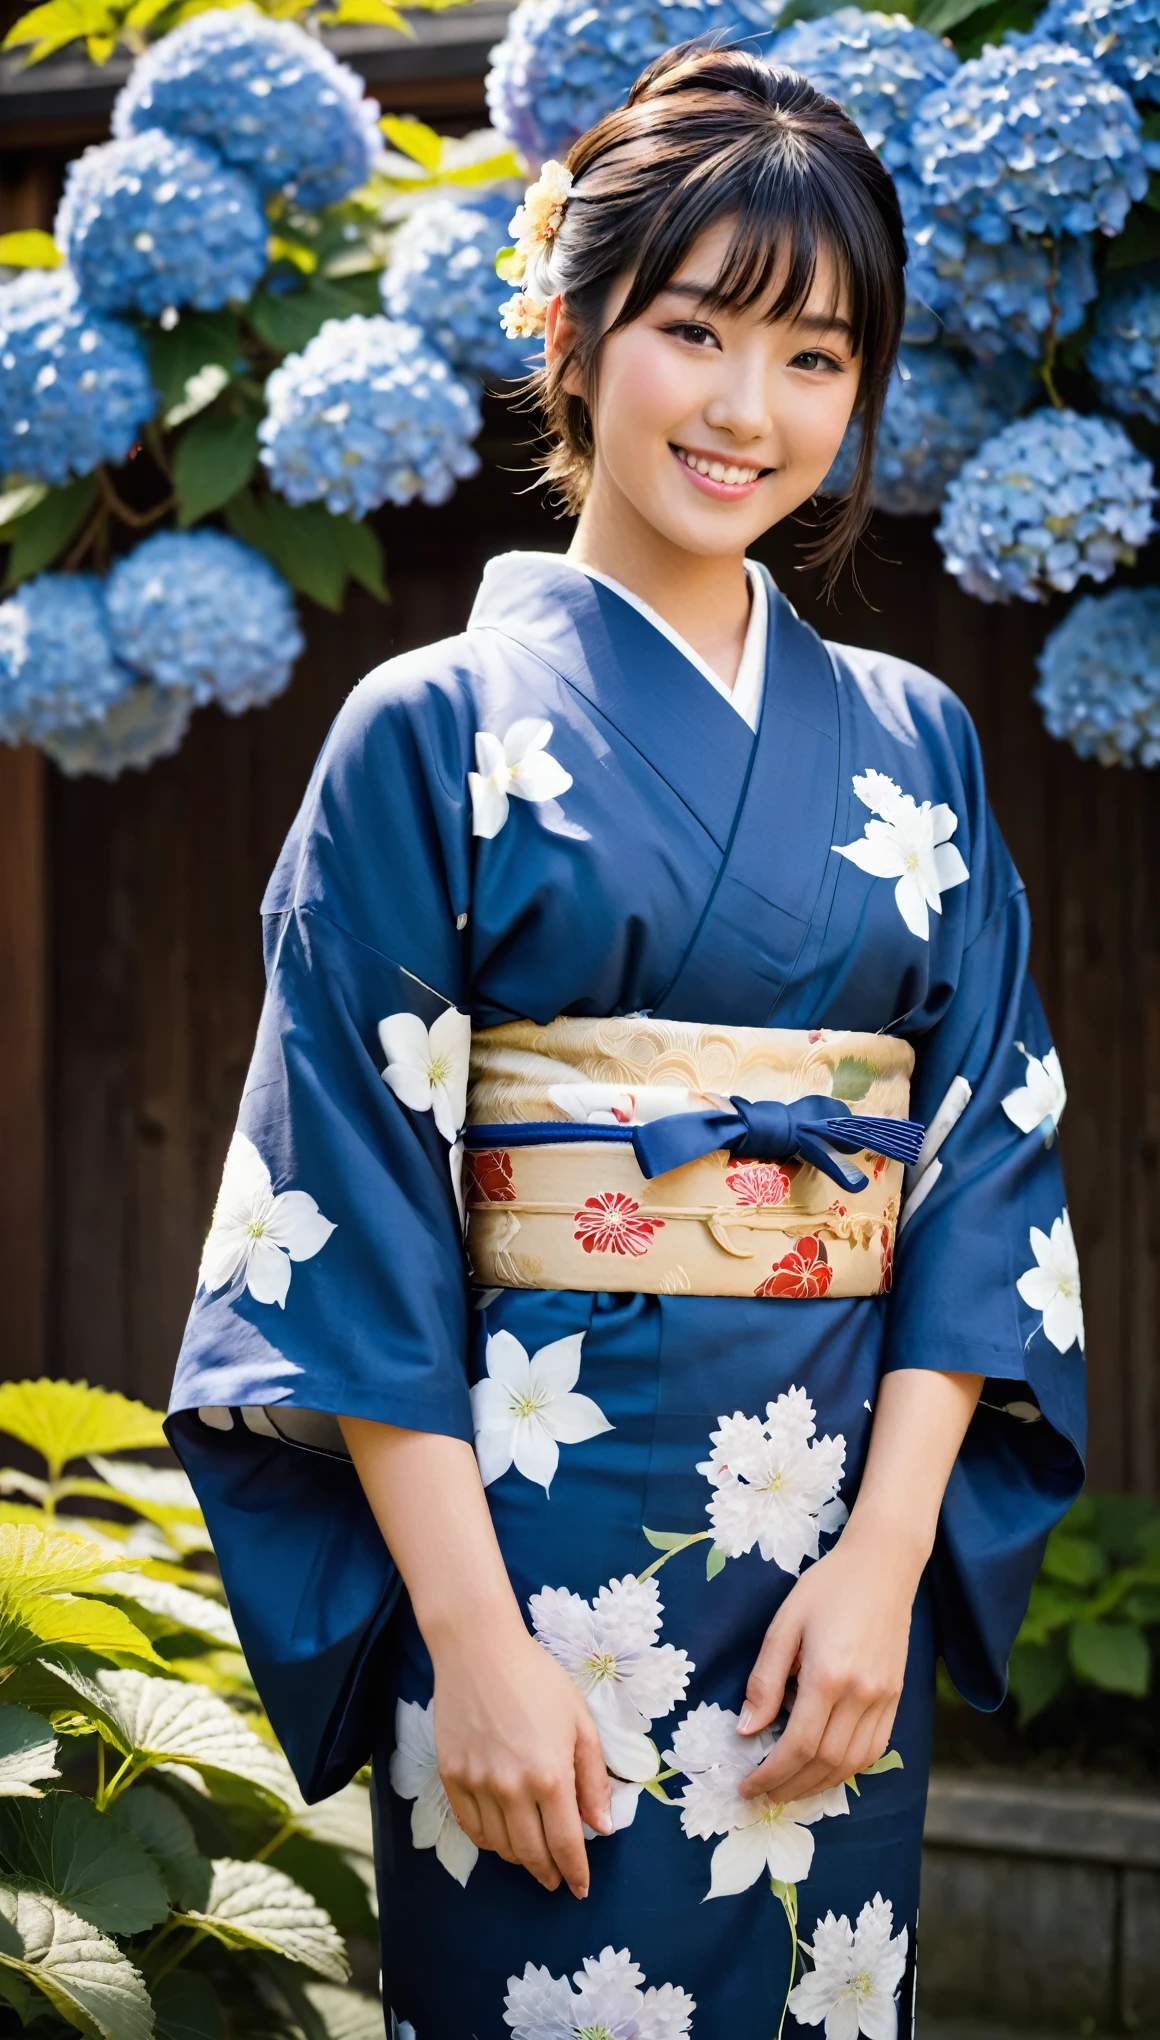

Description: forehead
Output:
[667,214,852,329]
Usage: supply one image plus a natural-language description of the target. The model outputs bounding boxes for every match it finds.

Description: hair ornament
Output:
[496,159,573,338]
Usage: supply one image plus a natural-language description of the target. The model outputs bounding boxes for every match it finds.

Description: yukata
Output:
[169,550,1086,2040]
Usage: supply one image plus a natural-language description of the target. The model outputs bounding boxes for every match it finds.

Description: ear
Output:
[544,295,585,396]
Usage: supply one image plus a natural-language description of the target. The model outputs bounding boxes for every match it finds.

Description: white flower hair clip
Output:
[496,159,573,340]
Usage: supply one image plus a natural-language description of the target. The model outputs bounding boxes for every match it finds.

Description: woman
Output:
[170,46,1086,2039]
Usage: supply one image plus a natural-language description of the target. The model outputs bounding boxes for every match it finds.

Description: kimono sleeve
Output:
[884,804,1086,1712]
[167,656,475,1800]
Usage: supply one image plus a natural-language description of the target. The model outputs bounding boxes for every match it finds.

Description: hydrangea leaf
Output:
[1,477,98,593]
[173,1857,349,1981]
[0,484,50,537]
[0,1880,153,2040]
[231,495,350,612]
[915,0,991,31]
[173,411,261,528]
[151,1969,224,2040]
[147,310,241,416]
[333,515,388,603]
[0,231,61,268]
[0,1706,59,1799]
[379,115,444,171]
[1068,1620,1151,1696]
[2,0,117,62]
[0,1794,169,1936]
[246,277,378,358]
[0,1383,166,1482]
[112,1784,211,1911]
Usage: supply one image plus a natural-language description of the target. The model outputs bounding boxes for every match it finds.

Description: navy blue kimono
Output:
[170,552,1085,2040]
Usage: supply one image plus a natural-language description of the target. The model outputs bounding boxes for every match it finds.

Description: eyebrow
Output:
[657,280,854,341]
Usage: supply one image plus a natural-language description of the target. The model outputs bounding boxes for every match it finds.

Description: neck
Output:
[567,485,751,690]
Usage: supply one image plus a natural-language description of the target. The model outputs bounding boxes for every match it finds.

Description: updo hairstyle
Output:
[534,43,907,580]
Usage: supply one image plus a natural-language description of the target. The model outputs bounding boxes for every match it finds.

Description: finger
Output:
[792,1697,874,1798]
[503,1798,563,1892]
[476,1794,518,1864]
[573,1724,613,1837]
[540,1780,593,1900]
[739,1608,803,1735]
[442,1781,483,1846]
[738,1680,832,1799]
[843,1701,896,1784]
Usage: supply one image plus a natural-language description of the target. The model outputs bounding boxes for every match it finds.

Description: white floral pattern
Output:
[528,1573,692,1787]
[504,1945,694,2040]
[378,1006,471,1144]
[470,1329,612,1494]
[1002,1045,1067,1139]
[468,719,572,840]
[832,770,969,941]
[788,1893,909,2040]
[388,1698,479,1888]
[1016,1209,1085,1353]
[664,1702,848,1898]
[198,1130,335,1309]
[697,1387,847,1576]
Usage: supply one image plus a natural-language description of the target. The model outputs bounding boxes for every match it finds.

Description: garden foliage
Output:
[0,1376,383,2039]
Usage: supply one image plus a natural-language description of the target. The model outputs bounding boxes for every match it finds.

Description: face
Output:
[547,216,861,559]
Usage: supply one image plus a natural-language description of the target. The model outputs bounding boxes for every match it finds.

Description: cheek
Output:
[787,379,859,465]
[596,337,696,445]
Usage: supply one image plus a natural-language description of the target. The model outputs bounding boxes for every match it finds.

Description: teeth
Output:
[677,449,760,486]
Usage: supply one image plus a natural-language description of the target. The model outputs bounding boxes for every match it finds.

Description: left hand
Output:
[735,1522,922,1806]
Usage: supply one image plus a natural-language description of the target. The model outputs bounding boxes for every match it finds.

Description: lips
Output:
[673,445,770,487]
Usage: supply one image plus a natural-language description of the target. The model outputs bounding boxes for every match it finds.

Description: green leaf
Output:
[229,496,347,611]
[112,1784,210,1911]
[2,0,116,62]
[0,1708,58,1800]
[0,1794,169,1936]
[94,1575,238,1651]
[173,411,259,527]
[9,1597,163,1673]
[0,1383,166,1483]
[829,1056,877,1104]
[642,1528,699,1552]
[0,1526,158,1669]
[163,362,231,431]
[151,1970,224,2040]
[915,0,990,27]
[85,1456,202,1523]
[1007,1638,1069,1723]
[174,1857,349,1981]
[1042,1531,1107,1588]
[705,1544,726,1580]
[379,114,443,171]
[859,1748,904,1775]
[495,246,523,283]
[0,1968,34,2021]
[247,277,377,357]
[331,515,388,602]
[305,1983,385,2040]
[1106,203,1160,271]
[0,1880,152,2040]
[147,310,239,416]
[0,484,49,537]
[268,1833,376,1942]
[1,477,98,591]
[0,232,62,269]
[442,149,523,190]
[1121,1585,1160,1624]
[1069,1620,1151,1696]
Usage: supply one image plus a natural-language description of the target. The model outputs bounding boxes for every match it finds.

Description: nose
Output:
[702,347,775,448]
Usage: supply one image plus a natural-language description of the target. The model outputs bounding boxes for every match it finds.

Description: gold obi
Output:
[464,1016,915,1299]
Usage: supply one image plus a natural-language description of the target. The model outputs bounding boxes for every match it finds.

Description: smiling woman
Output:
[168,40,1086,2040]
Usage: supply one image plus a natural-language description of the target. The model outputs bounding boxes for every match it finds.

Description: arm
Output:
[737,1366,983,1803]
[338,1416,613,1896]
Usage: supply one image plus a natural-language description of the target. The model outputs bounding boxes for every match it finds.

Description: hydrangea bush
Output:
[1086,271,1160,419]
[0,573,131,744]
[825,347,1030,515]
[773,9,958,166]
[899,175,1098,359]
[1035,584,1160,760]
[0,268,156,484]
[1035,0,1160,100]
[106,529,305,712]
[382,191,526,382]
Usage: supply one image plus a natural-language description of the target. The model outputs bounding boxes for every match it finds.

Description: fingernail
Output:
[597,1813,613,1834]
[738,1705,755,1732]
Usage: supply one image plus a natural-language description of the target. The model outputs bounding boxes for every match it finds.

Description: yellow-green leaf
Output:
[495,247,523,283]
[0,1383,166,1483]
[0,233,62,269]
[10,1597,162,1671]
[324,0,408,25]
[379,114,444,171]
[267,234,318,275]
[0,1527,139,1603]
[0,484,49,536]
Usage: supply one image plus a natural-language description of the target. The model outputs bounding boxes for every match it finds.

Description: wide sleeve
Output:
[167,655,475,1800]
[884,798,1086,1711]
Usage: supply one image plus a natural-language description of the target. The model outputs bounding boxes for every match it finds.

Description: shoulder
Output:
[825,639,983,786]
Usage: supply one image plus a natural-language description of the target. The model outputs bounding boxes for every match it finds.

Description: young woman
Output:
[170,46,1086,2039]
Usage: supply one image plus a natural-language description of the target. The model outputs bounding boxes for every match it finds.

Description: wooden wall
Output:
[27,426,1160,1494]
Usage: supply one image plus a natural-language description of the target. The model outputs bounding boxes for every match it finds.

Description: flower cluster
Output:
[1086,272,1160,421]
[485,0,775,163]
[1035,585,1160,763]
[666,1701,849,1896]
[825,346,1030,517]
[504,1947,694,2040]
[1035,0,1160,101]
[788,1894,909,2035]
[112,5,382,210]
[0,268,156,486]
[935,407,1155,602]
[0,574,131,746]
[56,128,267,318]
[259,315,481,517]
[383,192,525,382]
[106,530,302,713]
[497,160,573,341]
[774,9,959,165]
[908,39,1152,242]
[40,680,194,780]
[899,176,1098,359]
[697,1387,847,1574]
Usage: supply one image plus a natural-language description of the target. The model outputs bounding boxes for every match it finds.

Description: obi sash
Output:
[464,1017,918,1299]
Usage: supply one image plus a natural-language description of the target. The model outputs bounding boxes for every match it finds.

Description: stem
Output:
[636,1532,712,1583]
[774,1882,799,2040]
[253,1819,294,1864]
[142,1923,203,1988]
[97,1751,141,1811]
[97,467,175,530]
[1040,240,1063,410]
[96,1740,105,1804]
[63,501,108,574]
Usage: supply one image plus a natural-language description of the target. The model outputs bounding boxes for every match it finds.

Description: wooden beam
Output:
[0,748,48,1378]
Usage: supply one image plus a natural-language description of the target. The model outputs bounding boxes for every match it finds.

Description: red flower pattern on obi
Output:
[754,1235,834,1299]
[872,1154,889,1183]
[880,1225,894,1293]
[465,1149,516,1203]
[574,1192,663,1257]
[725,1163,791,1208]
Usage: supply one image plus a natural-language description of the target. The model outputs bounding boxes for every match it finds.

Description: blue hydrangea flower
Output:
[259,315,482,516]
[909,40,1151,242]
[0,268,157,486]
[486,0,776,163]
[899,174,1097,358]
[56,129,267,318]
[1035,585,1160,763]
[774,10,958,166]
[823,345,1032,515]
[42,679,195,779]
[107,530,303,711]
[1034,0,1160,103]
[112,7,381,210]
[1086,272,1160,421]
[935,406,1155,602]
[0,573,132,745]
[382,193,529,383]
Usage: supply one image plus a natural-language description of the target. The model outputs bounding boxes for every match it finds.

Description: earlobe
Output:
[544,296,583,392]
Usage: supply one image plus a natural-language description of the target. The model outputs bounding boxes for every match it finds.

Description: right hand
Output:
[431,1615,612,1897]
